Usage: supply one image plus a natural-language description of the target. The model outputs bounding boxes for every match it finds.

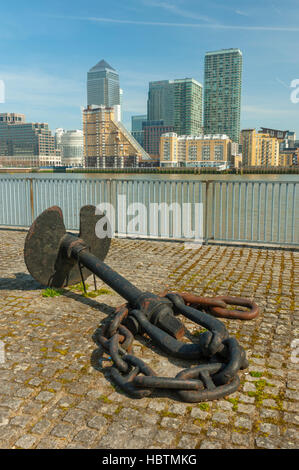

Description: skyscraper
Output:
[204,49,242,143]
[131,115,147,132]
[147,78,203,136]
[131,115,147,147]
[87,60,121,120]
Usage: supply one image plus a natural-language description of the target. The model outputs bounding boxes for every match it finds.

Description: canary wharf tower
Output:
[87,60,121,118]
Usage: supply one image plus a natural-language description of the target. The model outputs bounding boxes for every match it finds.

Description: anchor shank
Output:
[62,234,143,304]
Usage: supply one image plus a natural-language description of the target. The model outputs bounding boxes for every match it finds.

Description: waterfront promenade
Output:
[0,229,298,449]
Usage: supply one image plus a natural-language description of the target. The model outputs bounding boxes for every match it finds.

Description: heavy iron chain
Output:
[94,293,258,403]
[23,204,258,404]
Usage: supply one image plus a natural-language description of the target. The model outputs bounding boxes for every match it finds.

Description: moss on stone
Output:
[53,348,68,356]
[160,410,177,418]
[114,405,123,415]
[198,403,210,412]
[227,397,239,411]
[250,371,263,378]
[99,394,113,404]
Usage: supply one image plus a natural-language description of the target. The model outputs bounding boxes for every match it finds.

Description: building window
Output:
[188,145,197,161]
[214,144,224,161]
[163,141,170,160]
[202,145,210,161]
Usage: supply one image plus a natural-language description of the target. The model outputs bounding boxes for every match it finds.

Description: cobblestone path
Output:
[0,230,298,449]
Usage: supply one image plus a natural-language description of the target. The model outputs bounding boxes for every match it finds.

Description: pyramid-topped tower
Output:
[87,59,120,111]
[89,60,116,72]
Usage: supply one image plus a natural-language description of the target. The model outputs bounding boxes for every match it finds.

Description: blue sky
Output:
[0,0,298,136]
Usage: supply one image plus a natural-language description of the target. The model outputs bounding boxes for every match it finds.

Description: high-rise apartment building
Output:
[204,49,242,143]
[83,105,150,168]
[259,128,296,152]
[241,129,279,166]
[87,60,121,121]
[279,149,298,166]
[147,81,174,127]
[160,133,232,168]
[256,128,298,166]
[147,78,203,136]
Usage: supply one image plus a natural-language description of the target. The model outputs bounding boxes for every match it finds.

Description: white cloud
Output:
[235,9,250,17]
[53,14,299,32]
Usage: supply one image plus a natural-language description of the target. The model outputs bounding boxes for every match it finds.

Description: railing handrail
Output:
[0,176,298,247]
[0,176,299,185]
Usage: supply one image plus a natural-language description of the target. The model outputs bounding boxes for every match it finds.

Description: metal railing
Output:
[0,176,298,247]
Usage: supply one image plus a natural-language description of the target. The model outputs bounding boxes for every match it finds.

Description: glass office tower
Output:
[204,49,242,143]
[147,78,203,136]
[87,60,120,109]
[131,115,147,147]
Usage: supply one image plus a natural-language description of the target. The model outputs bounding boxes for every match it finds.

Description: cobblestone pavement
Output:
[0,229,298,449]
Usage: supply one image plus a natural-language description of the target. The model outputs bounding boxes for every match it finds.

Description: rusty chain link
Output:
[169,292,259,321]
[95,293,257,403]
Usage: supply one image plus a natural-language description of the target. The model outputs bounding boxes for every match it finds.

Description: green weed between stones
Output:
[42,288,64,297]
[68,282,90,293]
[42,283,112,298]
[68,282,112,297]
[227,397,239,411]
[99,394,113,404]
[114,405,123,415]
[160,410,177,418]
[250,371,263,378]
[247,379,281,408]
[193,418,206,428]
[198,403,210,412]
[53,348,68,356]
[84,288,112,298]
